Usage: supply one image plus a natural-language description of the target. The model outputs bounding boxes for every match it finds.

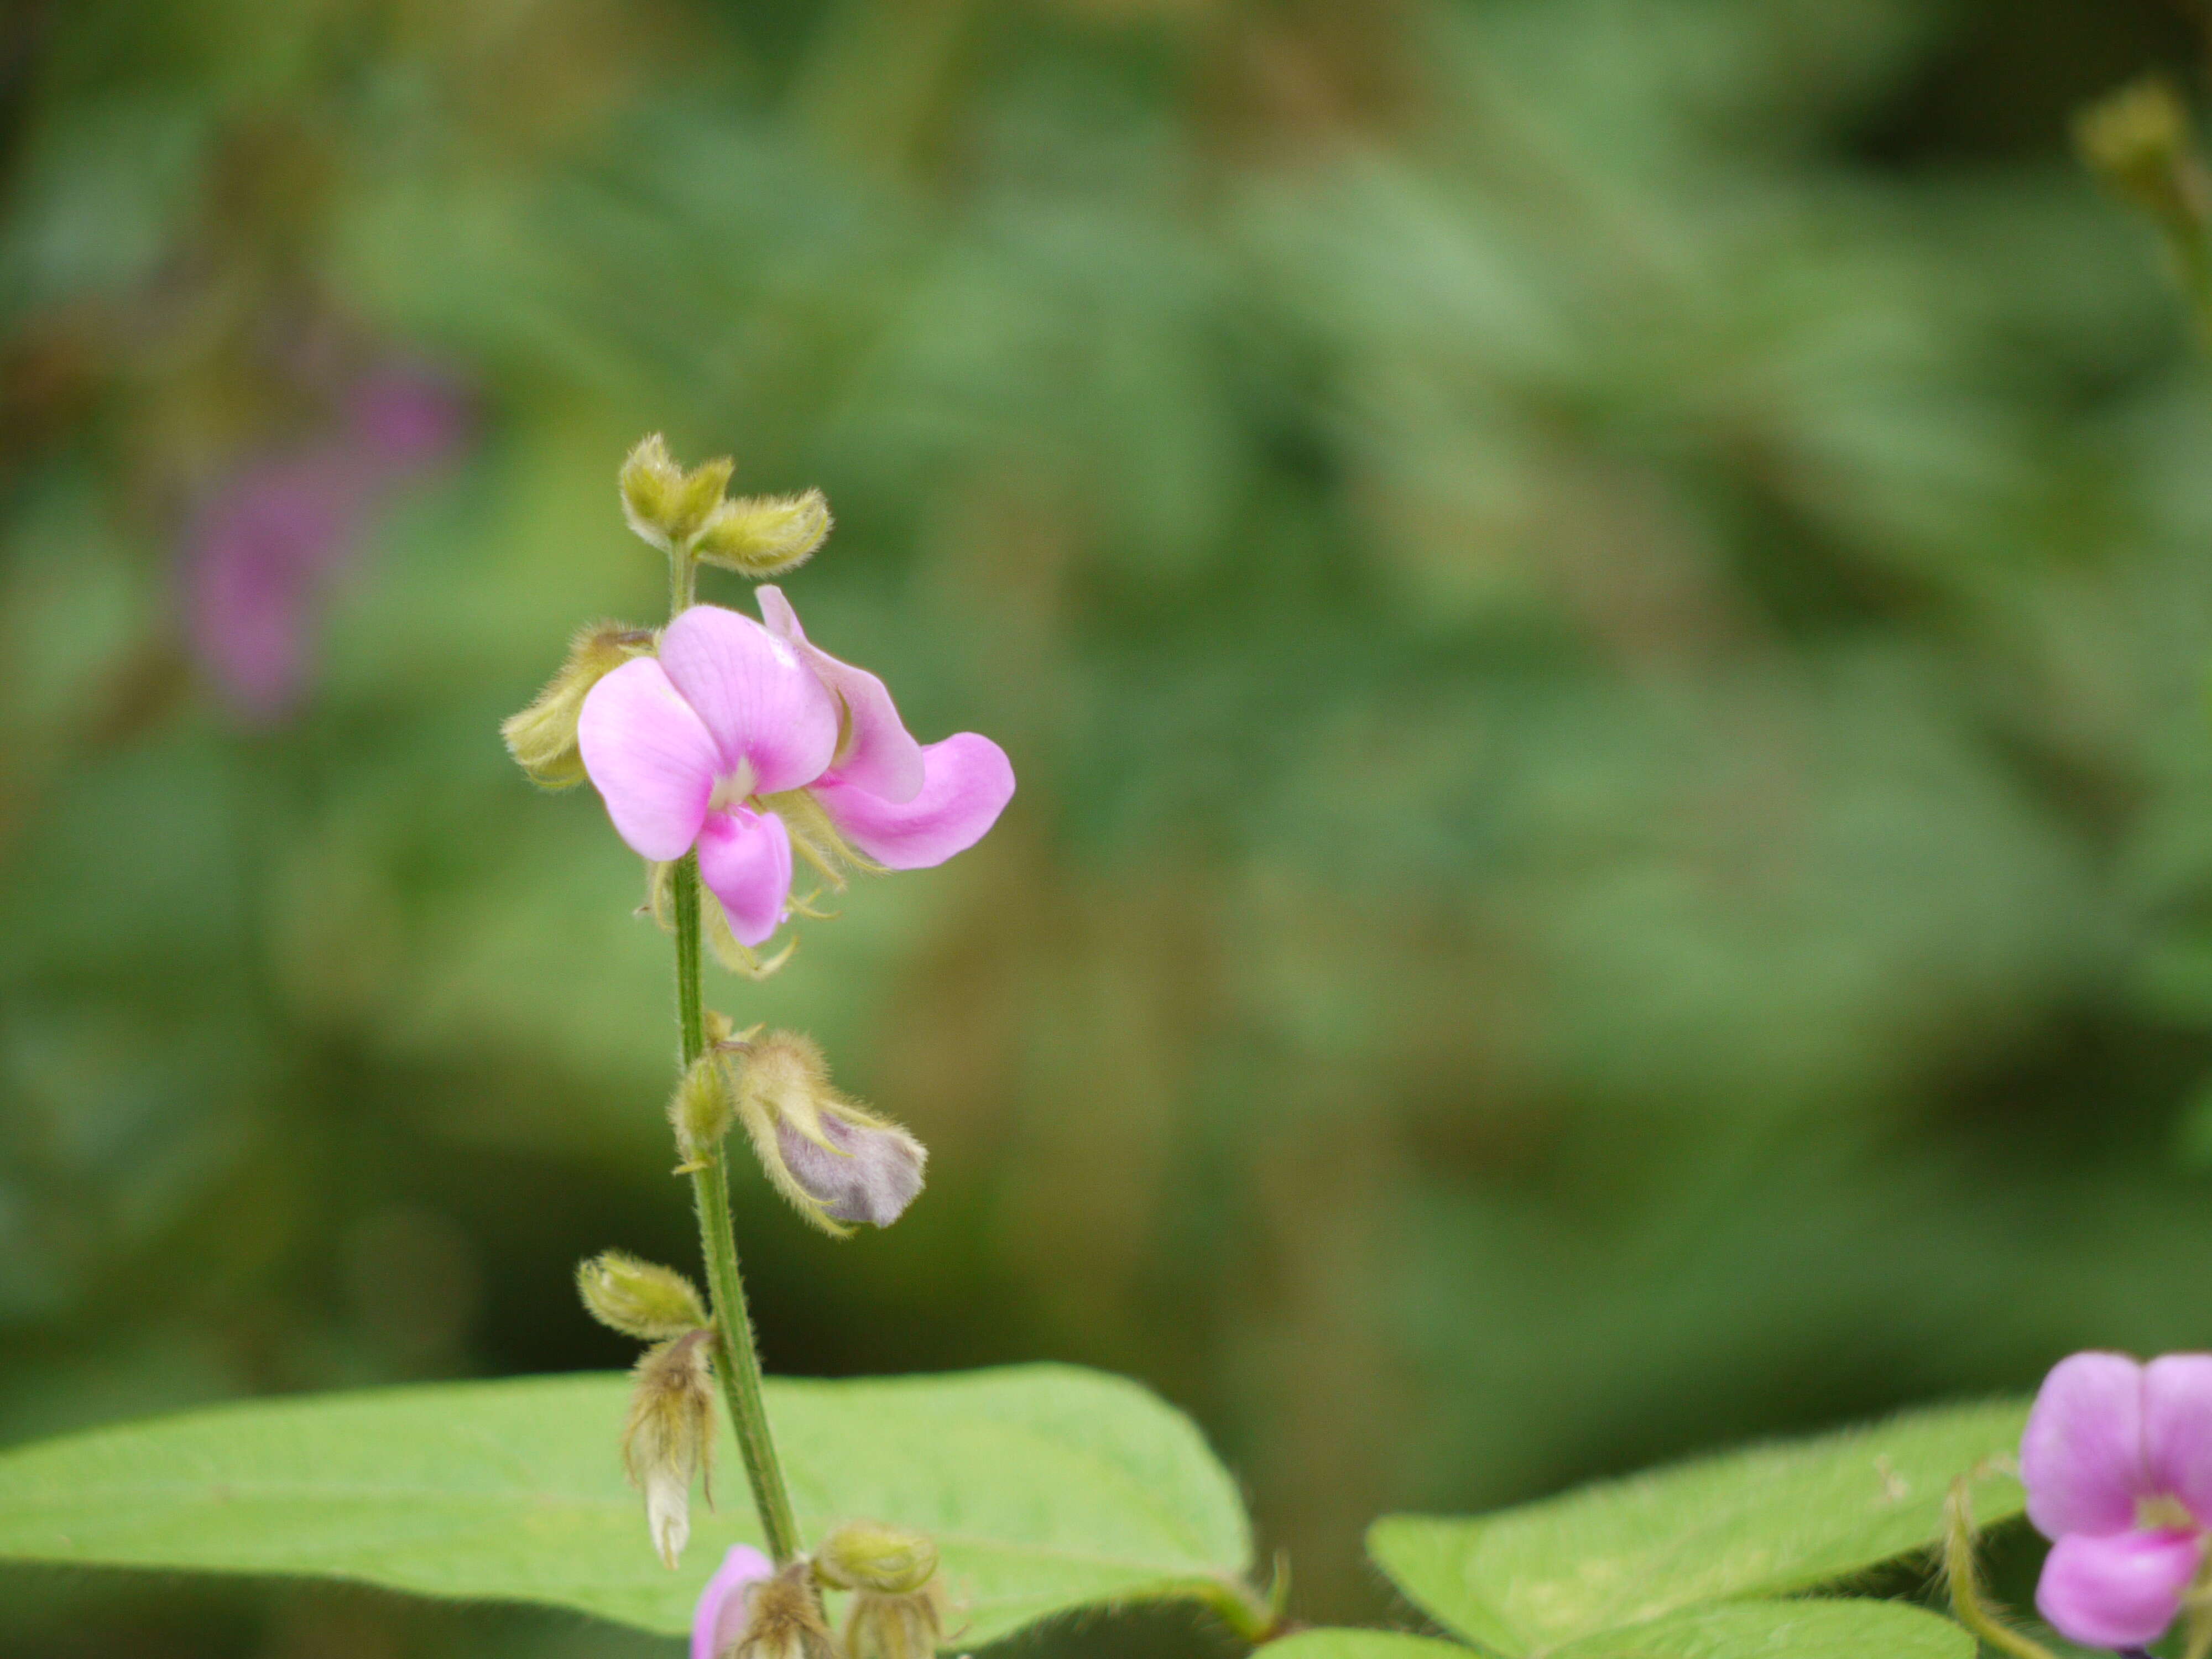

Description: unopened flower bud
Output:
[578,1249,709,1340]
[843,1589,946,1659]
[732,1033,927,1237]
[620,434,686,551]
[729,1562,837,1659]
[620,433,735,551]
[693,489,832,577]
[671,457,735,545]
[670,1053,735,1163]
[814,1521,938,1594]
[623,1330,717,1569]
[2077,78,2210,231]
[501,622,653,789]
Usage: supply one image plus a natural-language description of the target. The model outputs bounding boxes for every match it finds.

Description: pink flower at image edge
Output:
[575,593,1015,946]
[2022,1350,2212,1648]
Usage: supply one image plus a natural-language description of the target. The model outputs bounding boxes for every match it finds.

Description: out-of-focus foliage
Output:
[6,0,2212,1653]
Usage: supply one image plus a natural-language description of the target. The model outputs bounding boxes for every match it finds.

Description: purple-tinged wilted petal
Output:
[2146,1354,2212,1525]
[757,586,925,804]
[2036,1527,2202,1649]
[811,733,1014,870]
[658,606,839,794]
[697,807,794,948]
[692,1542,775,1659]
[2023,1351,2151,1540]
[577,659,721,862]
[776,1110,927,1228]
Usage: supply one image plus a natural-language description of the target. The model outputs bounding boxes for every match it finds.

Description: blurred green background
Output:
[8,0,2212,1653]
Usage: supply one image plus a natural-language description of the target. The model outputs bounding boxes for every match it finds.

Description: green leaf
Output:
[0,1364,1254,1646]
[1368,1399,2026,1655]
[1262,1602,1972,1659]
[1265,1633,1475,1659]
[1550,1600,1973,1659]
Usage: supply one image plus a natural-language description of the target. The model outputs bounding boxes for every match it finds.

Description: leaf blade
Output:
[1552,1599,1972,1659]
[1265,1633,1477,1659]
[0,1364,1252,1646]
[1368,1399,2026,1654]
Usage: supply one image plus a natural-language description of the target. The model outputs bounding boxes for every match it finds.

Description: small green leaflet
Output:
[0,1364,1255,1646]
[1369,1399,2026,1656]
[1269,1601,1973,1659]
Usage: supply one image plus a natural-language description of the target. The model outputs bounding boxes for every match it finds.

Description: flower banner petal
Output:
[697,807,795,948]
[2036,1527,2201,1650]
[2022,1350,2150,1539]
[812,733,1015,870]
[658,605,839,795]
[577,659,719,861]
[758,586,926,804]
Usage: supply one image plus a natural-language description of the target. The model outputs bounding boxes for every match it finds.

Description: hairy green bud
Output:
[577,1250,709,1340]
[619,434,686,551]
[693,489,833,577]
[842,1590,945,1659]
[670,456,735,545]
[620,433,736,551]
[813,1520,938,1595]
[670,1053,735,1164]
[500,622,653,789]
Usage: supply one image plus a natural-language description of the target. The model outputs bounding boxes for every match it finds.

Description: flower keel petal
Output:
[2036,1527,2202,1649]
[577,659,719,862]
[2023,1350,2152,1539]
[812,732,1014,870]
[697,807,795,948]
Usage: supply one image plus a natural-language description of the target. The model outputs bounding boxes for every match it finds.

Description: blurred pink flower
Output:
[576,597,1014,947]
[691,1542,774,1659]
[2022,1350,2212,1649]
[184,364,470,721]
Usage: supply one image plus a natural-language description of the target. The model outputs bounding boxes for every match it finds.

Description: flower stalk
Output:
[518,434,1014,1595]
[667,649,803,1564]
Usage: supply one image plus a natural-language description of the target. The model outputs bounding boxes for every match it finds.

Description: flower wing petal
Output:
[697,807,795,948]
[659,604,839,794]
[2145,1354,2212,1524]
[811,732,1014,870]
[2036,1527,2201,1650]
[576,658,718,861]
[691,1543,774,1659]
[758,586,927,804]
[2023,1351,2152,1539]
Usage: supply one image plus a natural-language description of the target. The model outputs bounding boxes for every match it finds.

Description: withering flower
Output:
[731,1032,926,1235]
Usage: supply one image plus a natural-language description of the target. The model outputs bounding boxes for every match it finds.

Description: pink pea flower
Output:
[692,1542,774,1659]
[576,597,1014,947]
[2022,1350,2212,1650]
